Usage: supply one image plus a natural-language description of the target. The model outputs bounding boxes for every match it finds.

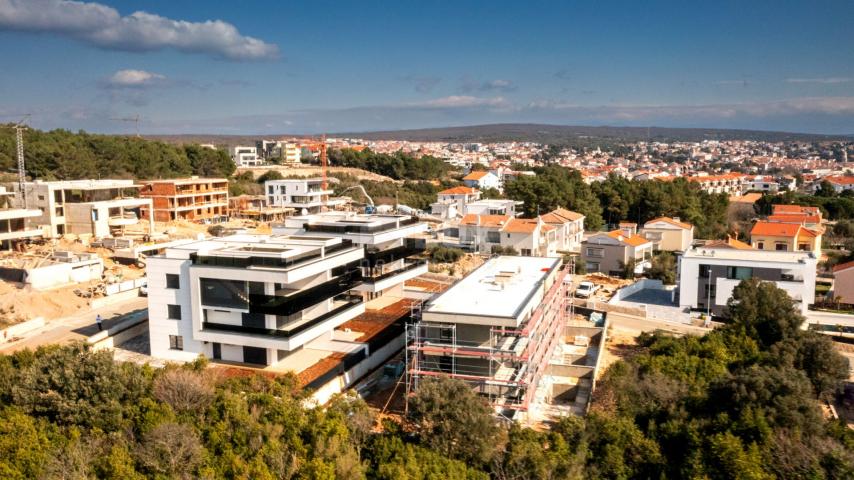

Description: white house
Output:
[462,170,502,191]
[458,214,556,256]
[265,178,347,214]
[678,245,817,316]
[539,208,585,252]
[232,146,261,167]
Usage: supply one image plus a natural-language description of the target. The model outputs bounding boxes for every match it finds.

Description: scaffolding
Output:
[405,260,573,413]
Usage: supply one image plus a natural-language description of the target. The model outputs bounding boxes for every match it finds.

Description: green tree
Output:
[726,278,804,348]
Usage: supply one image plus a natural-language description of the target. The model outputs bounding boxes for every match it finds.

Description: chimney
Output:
[673,217,680,223]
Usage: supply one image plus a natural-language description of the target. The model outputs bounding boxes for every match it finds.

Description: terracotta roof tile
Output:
[460,213,510,228]
[438,186,479,195]
[606,230,651,247]
[502,218,539,234]
[750,221,803,238]
[833,260,854,273]
[462,171,489,181]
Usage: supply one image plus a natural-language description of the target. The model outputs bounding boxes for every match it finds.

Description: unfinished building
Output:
[406,256,572,421]
[139,177,229,223]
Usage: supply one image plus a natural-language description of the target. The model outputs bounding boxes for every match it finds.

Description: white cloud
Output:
[460,77,518,93]
[786,77,852,84]
[411,95,509,108]
[0,0,279,61]
[106,69,165,88]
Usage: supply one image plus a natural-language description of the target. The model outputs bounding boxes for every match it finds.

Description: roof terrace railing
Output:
[247,269,362,316]
[302,216,419,235]
[189,239,355,269]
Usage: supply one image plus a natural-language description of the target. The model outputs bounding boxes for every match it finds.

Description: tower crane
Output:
[1,114,31,207]
[111,114,140,137]
[319,133,328,190]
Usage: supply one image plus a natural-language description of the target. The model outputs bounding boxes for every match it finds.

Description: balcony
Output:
[303,217,420,235]
[355,260,428,293]
[246,269,362,316]
[202,294,363,340]
[363,240,425,267]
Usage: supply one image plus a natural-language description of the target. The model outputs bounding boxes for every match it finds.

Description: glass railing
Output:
[190,240,355,269]
[363,240,426,266]
[302,217,419,234]
[363,260,427,283]
[202,294,363,340]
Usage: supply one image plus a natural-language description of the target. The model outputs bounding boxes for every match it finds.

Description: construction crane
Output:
[0,115,31,207]
[319,133,328,190]
[339,184,375,212]
[111,114,140,137]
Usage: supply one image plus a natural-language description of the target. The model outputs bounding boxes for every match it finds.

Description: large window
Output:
[200,278,265,309]
[775,243,788,251]
[586,247,605,258]
[726,266,753,280]
[486,231,500,243]
[167,304,182,320]
[166,273,180,289]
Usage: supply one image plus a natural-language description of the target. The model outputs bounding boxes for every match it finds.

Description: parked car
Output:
[574,281,599,298]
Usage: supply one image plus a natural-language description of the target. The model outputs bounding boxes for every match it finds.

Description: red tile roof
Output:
[438,186,478,195]
[503,218,540,234]
[772,204,821,216]
[750,221,818,238]
[644,217,693,230]
[606,230,651,247]
[462,171,489,181]
[460,214,510,228]
[833,260,854,273]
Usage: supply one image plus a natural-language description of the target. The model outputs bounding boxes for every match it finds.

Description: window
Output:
[703,284,717,300]
[586,247,605,258]
[726,266,753,280]
[168,335,183,350]
[166,273,180,289]
[200,278,249,309]
[775,242,788,251]
[521,248,532,256]
[167,304,182,320]
[798,243,809,251]
[486,231,500,243]
[585,262,600,272]
[756,242,764,250]
[699,264,711,277]
[440,327,453,341]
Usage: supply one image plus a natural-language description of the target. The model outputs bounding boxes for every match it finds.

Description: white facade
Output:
[265,178,346,214]
[678,246,817,316]
[232,146,261,167]
[147,235,367,364]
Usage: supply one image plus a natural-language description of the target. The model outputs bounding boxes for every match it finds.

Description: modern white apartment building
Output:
[147,234,368,364]
[232,145,261,167]
[678,245,817,316]
[265,178,347,214]
[273,212,429,298]
[13,180,153,238]
[148,213,429,368]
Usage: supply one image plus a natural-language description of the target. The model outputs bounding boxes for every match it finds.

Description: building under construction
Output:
[406,255,572,419]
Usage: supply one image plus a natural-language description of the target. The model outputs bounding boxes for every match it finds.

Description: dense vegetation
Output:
[330,148,452,180]
[0,127,235,180]
[0,280,849,479]
[758,186,854,221]
[504,168,730,238]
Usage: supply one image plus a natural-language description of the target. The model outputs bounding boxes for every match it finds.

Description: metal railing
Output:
[189,240,355,269]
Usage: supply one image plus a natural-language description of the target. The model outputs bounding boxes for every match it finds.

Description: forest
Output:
[0,127,235,180]
[328,148,452,181]
[0,279,850,479]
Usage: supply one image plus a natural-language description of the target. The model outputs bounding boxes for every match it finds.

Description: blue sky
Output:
[1,0,853,135]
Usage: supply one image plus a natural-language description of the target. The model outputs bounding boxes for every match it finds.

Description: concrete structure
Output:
[539,208,585,252]
[0,251,104,290]
[229,195,293,222]
[462,170,502,191]
[458,214,557,256]
[582,227,653,275]
[139,177,229,223]
[0,187,43,249]
[430,188,522,220]
[750,221,821,256]
[641,217,694,252]
[746,175,780,193]
[820,175,854,194]
[232,146,261,167]
[257,141,301,164]
[832,260,854,306]
[273,212,429,300]
[13,180,153,238]
[265,178,347,214]
[407,256,570,419]
[678,245,817,316]
[435,186,481,213]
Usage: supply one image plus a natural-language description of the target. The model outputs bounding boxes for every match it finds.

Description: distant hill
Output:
[145,123,852,147]
[335,123,852,144]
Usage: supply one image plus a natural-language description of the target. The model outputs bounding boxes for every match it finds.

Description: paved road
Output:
[806,310,854,327]
[0,296,149,353]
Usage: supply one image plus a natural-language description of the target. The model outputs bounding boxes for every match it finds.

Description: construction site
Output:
[404,256,607,425]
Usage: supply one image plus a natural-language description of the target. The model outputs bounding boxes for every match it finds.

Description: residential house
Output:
[581,228,653,276]
[265,178,347,214]
[462,170,502,191]
[750,221,821,255]
[458,214,556,256]
[678,244,817,316]
[539,208,585,252]
[641,217,694,252]
[232,146,261,167]
[819,175,854,194]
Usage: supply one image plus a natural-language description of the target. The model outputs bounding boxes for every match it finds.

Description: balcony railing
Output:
[202,294,363,340]
[303,217,419,235]
[189,239,355,269]
[363,240,425,267]
[246,269,362,316]
[363,260,427,283]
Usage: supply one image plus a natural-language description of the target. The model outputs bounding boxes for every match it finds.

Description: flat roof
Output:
[141,177,227,184]
[424,256,560,318]
[163,233,345,260]
[27,179,141,190]
[683,246,815,263]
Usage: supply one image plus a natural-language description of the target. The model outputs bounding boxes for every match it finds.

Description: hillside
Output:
[146,123,852,147]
